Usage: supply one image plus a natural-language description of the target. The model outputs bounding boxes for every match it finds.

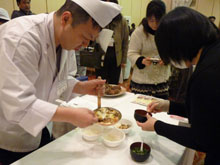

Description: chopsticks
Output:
[97,76,101,108]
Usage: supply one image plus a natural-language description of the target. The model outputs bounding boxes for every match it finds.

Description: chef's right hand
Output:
[147,98,170,113]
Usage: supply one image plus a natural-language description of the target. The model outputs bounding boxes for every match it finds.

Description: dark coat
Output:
[155,41,220,164]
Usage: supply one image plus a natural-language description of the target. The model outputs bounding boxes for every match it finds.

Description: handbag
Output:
[79,43,105,69]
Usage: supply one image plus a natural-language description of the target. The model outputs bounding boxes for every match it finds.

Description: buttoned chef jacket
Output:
[0,12,78,152]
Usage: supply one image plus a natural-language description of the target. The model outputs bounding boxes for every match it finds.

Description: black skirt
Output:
[130,80,169,99]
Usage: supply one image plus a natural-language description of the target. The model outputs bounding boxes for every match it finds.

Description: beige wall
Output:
[47,0,65,13]
[0,0,15,17]
[118,0,219,27]
[118,0,173,26]
[0,0,219,26]
[195,0,220,26]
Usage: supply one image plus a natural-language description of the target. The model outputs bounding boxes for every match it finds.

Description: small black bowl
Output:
[130,142,151,162]
[134,109,152,123]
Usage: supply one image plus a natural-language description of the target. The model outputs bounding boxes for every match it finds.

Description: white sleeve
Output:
[128,27,143,67]
[0,35,57,137]
[62,51,79,101]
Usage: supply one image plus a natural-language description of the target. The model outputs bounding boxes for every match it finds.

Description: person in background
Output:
[11,0,34,19]
[168,66,193,103]
[0,0,121,164]
[138,7,220,165]
[128,0,170,99]
[208,16,216,23]
[127,20,131,35]
[129,23,136,35]
[0,8,10,25]
[95,0,129,84]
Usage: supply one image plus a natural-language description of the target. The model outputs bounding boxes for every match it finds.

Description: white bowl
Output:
[114,118,133,134]
[102,128,125,147]
[82,124,103,141]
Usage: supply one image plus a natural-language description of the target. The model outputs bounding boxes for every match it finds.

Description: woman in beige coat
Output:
[128,0,170,99]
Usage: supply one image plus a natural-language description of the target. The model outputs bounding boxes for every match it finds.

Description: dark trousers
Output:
[0,127,52,165]
[205,153,220,165]
[96,47,121,84]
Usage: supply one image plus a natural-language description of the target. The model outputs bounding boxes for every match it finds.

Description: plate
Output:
[104,84,126,97]
[94,107,122,126]
[132,95,157,106]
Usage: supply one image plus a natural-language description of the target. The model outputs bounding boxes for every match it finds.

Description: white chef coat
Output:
[0,12,78,152]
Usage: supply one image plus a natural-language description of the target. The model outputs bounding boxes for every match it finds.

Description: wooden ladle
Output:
[97,76,102,108]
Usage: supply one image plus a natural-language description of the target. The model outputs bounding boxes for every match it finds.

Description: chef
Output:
[0,0,121,164]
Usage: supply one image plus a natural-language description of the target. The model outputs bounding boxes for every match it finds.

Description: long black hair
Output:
[155,7,220,64]
[141,0,166,35]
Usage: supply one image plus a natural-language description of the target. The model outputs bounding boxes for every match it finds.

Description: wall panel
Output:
[212,0,220,26]
[47,0,65,13]
[163,0,172,11]
[131,0,142,26]
[0,0,15,17]
[120,0,132,19]
[196,0,214,17]
[141,0,149,22]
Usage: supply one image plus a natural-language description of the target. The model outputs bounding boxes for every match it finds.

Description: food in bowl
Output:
[82,124,103,141]
[132,147,148,155]
[134,109,152,123]
[102,128,125,147]
[94,107,122,126]
[130,142,151,162]
[105,84,121,95]
[118,124,131,129]
[115,118,132,134]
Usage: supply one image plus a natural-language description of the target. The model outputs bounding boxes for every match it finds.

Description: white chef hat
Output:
[0,8,10,21]
[71,0,122,28]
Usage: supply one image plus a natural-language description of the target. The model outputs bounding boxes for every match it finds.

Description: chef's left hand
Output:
[73,78,106,96]
[136,113,157,131]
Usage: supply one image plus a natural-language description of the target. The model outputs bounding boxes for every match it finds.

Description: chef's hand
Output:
[70,108,98,127]
[52,107,98,128]
[136,113,157,131]
[73,78,106,96]
[147,98,170,113]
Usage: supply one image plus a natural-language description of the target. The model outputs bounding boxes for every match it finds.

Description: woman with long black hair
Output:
[128,0,171,99]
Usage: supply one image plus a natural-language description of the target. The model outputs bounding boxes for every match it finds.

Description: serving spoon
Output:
[97,76,102,108]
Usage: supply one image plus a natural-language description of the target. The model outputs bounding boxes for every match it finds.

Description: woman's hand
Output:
[147,98,170,113]
[159,60,164,65]
[142,57,152,66]
[136,113,157,131]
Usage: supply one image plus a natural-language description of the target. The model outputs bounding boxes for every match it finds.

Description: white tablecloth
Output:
[12,92,188,165]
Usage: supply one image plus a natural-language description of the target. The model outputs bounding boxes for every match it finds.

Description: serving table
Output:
[12,92,189,165]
